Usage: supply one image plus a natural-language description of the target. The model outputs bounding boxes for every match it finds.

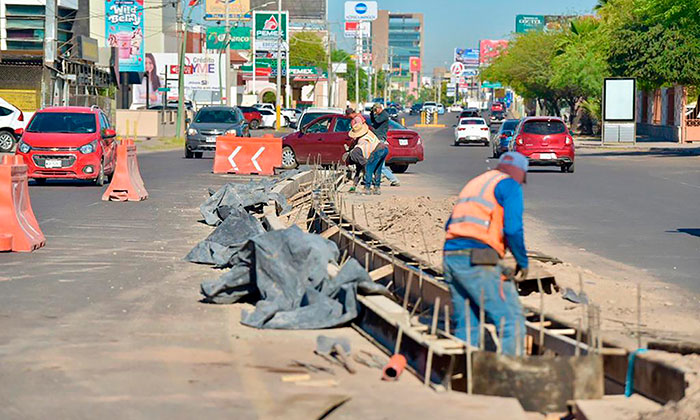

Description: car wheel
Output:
[284,116,290,126]
[453,140,460,146]
[34,178,47,185]
[563,162,575,173]
[0,129,16,152]
[94,163,105,186]
[185,147,194,159]
[194,152,203,159]
[281,146,297,169]
[389,164,409,174]
[249,119,260,130]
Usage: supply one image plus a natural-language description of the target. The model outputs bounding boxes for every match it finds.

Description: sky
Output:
[328,0,599,72]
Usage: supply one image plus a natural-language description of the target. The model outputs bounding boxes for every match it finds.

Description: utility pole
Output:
[223,0,230,105]
[355,31,360,109]
[43,0,57,108]
[387,47,393,105]
[176,4,195,140]
[327,29,333,107]
[275,0,282,130]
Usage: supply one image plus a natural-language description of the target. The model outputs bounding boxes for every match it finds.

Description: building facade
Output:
[371,10,423,88]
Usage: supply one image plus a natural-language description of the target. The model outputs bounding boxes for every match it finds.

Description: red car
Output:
[491,102,505,113]
[512,116,575,173]
[238,106,263,130]
[15,106,118,185]
[281,114,423,173]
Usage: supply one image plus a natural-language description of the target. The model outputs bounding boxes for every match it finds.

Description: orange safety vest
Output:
[446,170,509,257]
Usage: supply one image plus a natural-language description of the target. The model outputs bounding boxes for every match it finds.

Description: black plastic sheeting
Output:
[200,180,291,226]
[184,206,265,267]
[199,226,388,329]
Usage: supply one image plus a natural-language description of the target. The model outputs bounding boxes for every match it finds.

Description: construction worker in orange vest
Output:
[444,152,529,356]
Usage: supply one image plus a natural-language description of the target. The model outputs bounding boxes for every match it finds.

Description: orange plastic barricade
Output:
[212,134,282,175]
[0,155,46,252]
[102,139,149,202]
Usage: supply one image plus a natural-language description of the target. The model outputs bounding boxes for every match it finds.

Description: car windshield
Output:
[502,120,519,131]
[194,109,240,124]
[460,119,485,125]
[523,120,566,135]
[300,112,331,128]
[27,112,96,133]
[424,102,436,107]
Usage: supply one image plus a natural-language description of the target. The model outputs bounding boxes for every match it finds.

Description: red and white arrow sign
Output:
[228,146,265,172]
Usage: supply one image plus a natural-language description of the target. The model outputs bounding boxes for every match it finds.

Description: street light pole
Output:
[176,4,196,140]
[275,0,282,130]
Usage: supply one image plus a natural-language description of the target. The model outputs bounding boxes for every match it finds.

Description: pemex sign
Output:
[254,11,288,51]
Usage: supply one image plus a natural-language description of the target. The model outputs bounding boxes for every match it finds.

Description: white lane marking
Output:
[228,146,242,171]
[251,147,265,172]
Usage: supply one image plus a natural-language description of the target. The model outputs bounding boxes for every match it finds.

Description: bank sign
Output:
[344,1,378,21]
[105,0,145,72]
[254,11,288,51]
[516,15,545,33]
[206,26,251,50]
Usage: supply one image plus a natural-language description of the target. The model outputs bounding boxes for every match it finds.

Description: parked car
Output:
[0,97,25,152]
[283,108,302,125]
[491,119,520,158]
[454,117,490,146]
[422,101,438,113]
[410,103,423,115]
[238,106,263,129]
[185,106,249,159]
[16,106,117,185]
[258,109,284,128]
[293,107,344,130]
[386,107,399,120]
[281,114,423,173]
[512,116,575,173]
[448,104,463,113]
[253,103,275,112]
[436,103,446,115]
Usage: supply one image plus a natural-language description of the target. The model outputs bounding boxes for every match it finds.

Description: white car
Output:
[253,103,275,112]
[422,101,438,113]
[258,109,288,128]
[448,104,463,113]
[0,97,25,152]
[454,117,490,146]
[295,107,343,130]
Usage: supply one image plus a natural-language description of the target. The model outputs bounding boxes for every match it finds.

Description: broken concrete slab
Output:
[574,394,661,420]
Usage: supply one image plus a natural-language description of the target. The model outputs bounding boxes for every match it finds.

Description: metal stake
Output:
[479,289,485,351]
[637,284,642,349]
[444,304,450,335]
[402,272,414,309]
[430,297,440,336]
[537,277,545,356]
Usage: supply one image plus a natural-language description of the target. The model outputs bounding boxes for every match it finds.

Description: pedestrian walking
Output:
[370,103,400,186]
[348,119,387,195]
[443,152,529,356]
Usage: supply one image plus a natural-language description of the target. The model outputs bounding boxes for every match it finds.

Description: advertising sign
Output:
[516,15,545,33]
[205,0,251,21]
[462,68,478,77]
[603,78,636,121]
[450,62,464,76]
[131,53,224,105]
[344,21,370,38]
[254,11,288,51]
[250,0,325,20]
[332,62,348,74]
[409,57,421,73]
[454,48,479,66]
[344,1,378,21]
[544,15,575,32]
[481,81,502,89]
[206,26,251,50]
[479,40,508,65]
[105,0,145,72]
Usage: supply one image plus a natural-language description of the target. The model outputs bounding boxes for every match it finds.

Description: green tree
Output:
[289,32,327,70]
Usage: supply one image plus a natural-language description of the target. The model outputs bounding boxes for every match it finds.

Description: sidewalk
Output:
[575,135,700,155]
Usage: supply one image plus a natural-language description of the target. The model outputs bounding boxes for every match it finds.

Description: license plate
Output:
[45,159,62,168]
[398,139,408,146]
[205,136,217,143]
[539,153,556,159]
[469,136,480,140]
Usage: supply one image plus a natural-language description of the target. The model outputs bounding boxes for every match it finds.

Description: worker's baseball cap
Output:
[497,152,529,184]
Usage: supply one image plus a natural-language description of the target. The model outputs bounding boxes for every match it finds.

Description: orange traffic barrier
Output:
[382,354,407,381]
[102,139,148,202]
[213,134,282,175]
[0,155,46,252]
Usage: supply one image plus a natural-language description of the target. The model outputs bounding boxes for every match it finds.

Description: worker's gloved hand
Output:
[514,264,529,282]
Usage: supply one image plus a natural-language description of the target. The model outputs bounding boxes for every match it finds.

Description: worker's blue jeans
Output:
[381,165,399,183]
[364,146,388,188]
[443,253,525,356]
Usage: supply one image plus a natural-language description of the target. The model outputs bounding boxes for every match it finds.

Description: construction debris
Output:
[199,180,291,226]
[316,335,356,374]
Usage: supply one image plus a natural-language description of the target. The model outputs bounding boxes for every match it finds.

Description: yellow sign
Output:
[205,0,251,21]
[0,89,39,112]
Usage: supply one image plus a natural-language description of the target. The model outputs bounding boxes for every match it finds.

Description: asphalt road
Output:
[404,112,700,292]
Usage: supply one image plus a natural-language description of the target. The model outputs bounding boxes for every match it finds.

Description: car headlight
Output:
[225,129,238,135]
[18,140,31,154]
[187,128,198,136]
[79,140,97,154]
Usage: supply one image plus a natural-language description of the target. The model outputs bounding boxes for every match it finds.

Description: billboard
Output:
[105,0,145,72]
[409,57,421,73]
[205,0,251,21]
[250,0,326,21]
[254,11,288,51]
[603,78,636,121]
[479,40,508,65]
[544,15,575,32]
[344,1,378,21]
[206,26,251,50]
[516,15,545,33]
[132,53,225,106]
[344,21,370,38]
[454,48,479,66]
